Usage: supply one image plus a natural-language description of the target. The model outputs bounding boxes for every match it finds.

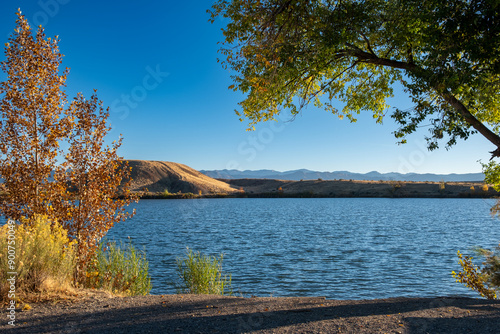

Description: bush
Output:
[176,248,232,295]
[84,240,152,296]
[0,216,76,301]
[452,249,498,299]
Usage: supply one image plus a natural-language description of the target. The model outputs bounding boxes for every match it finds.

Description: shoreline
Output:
[132,179,500,199]
[3,292,499,333]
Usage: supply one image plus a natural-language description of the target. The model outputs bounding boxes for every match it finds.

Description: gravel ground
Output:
[2,293,500,333]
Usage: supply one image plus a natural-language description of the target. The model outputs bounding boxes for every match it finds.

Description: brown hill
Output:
[125,160,237,194]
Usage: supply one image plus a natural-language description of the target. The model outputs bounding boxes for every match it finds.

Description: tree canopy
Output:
[211,0,500,299]
[209,0,500,155]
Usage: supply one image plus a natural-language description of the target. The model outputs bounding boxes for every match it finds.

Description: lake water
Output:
[105,198,500,300]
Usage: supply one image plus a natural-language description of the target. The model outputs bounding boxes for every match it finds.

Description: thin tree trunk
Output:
[34,112,39,213]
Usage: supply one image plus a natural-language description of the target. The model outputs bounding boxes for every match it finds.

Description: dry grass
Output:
[225,178,495,197]
[0,216,76,304]
[1,279,124,307]
[17,278,80,303]
[125,160,238,194]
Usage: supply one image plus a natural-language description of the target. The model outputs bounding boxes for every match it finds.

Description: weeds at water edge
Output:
[175,248,232,295]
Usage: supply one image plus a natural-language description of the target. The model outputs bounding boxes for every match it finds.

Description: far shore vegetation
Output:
[133,179,499,200]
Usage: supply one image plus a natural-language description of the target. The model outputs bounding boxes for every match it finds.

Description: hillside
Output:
[125,160,238,194]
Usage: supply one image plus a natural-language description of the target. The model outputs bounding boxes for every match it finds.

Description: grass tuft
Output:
[84,239,152,296]
[175,248,232,295]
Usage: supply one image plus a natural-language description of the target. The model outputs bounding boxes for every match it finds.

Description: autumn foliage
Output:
[0,11,137,284]
[0,11,71,223]
[452,250,498,300]
[0,216,77,300]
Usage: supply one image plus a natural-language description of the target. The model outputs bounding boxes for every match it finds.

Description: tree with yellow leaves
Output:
[0,10,71,223]
[0,10,137,284]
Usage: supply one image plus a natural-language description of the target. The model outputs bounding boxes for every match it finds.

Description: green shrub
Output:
[176,248,232,295]
[85,240,152,296]
[0,215,76,301]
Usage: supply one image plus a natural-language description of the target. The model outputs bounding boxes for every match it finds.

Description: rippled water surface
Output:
[106,198,500,299]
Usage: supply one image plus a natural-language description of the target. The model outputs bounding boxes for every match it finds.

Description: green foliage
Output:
[0,216,76,301]
[176,248,232,295]
[483,160,500,192]
[162,191,198,199]
[209,0,500,152]
[482,161,500,216]
[84,240,152,296]
[474,246,500,291]
[452,250,498,300]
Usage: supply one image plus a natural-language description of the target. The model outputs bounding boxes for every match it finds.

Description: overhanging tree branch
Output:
[212,0,500,159]
[440,90,500,159]
[341,45,500,158]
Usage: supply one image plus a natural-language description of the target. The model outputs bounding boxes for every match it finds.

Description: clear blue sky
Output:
[0,1,494,174]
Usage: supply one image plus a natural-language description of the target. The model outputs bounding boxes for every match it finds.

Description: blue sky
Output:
[0,0,494,174]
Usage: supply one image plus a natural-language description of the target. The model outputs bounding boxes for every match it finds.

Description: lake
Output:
[105,198,500,300]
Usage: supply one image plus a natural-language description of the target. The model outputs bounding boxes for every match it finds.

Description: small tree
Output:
[0,10,71,223]
[0,10,137,284]
[61,93,137,282]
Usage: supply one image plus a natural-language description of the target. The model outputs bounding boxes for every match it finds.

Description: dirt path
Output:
[2,293,500,333]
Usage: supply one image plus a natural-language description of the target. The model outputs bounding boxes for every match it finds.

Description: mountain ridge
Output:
[200,169,484,182]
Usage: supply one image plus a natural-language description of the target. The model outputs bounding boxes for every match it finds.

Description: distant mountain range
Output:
[199,169,485,182]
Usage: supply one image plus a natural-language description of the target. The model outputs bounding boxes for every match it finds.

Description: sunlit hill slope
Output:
[124,160,238,195]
